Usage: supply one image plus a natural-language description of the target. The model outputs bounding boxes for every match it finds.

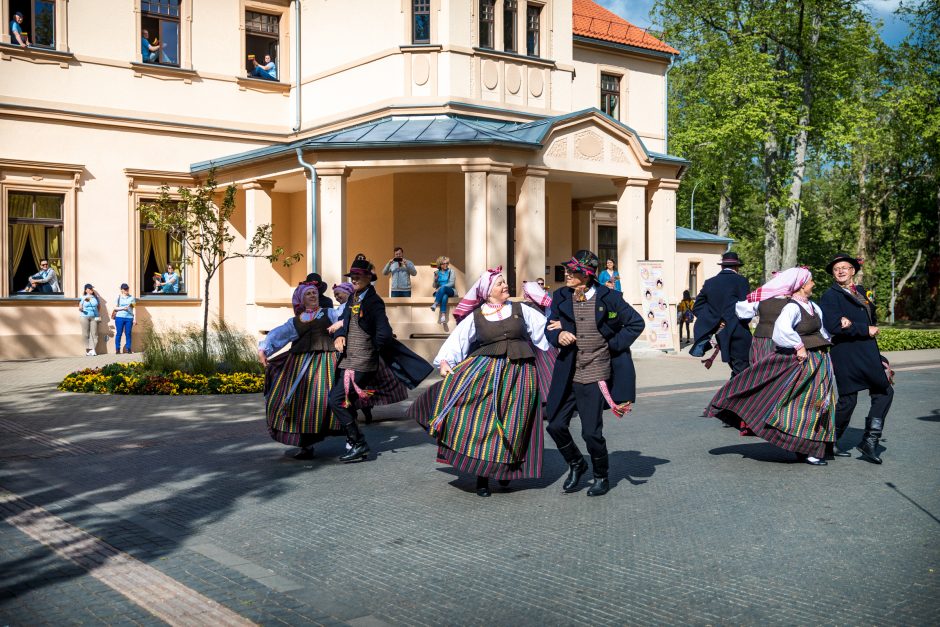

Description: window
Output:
[9,0,56,48]
[597,225,617,271]
[526,4,541,57]
[503,0,517,52]
[245,10,279,80]
[8,191,63,294]
[140,0,180,66]
[601,73,621,120]
[140,202,186,295]
[479,0,495,49]
[412,0,430,44]
[688,262,699,296]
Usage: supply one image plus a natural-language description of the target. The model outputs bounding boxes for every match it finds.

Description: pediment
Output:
[538,114,651,178]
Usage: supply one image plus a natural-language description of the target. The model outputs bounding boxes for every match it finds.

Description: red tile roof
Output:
[572,0,679,55]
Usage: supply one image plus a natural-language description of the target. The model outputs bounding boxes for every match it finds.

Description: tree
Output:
[140,171,302,354]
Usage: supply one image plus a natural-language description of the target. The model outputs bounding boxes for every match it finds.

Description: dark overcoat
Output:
[692,269,752,363]
[335,285,433,389]
[545,284,645,417]
[819,283,889,394]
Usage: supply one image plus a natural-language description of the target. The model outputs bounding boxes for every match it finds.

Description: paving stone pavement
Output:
[1,349,938,625]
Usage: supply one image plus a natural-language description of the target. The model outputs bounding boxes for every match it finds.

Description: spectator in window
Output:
[141,28,160,63]
[153,263,180,294]
[250,54,277,81]
[21,259,61,293]
[11,12,29,48]
[113,283,137,354]
[78,284,101,356]
[382,246,417,297]
[430,256,456,327]
[598,259,621,292]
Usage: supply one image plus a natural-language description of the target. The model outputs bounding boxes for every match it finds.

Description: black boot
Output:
[292,446,314,460]
[362,407,373,424]
[559,443,588,493]
[339,422,370,462]
[587,455,610,497]
[475,475,491,497]
[857,416,883,464]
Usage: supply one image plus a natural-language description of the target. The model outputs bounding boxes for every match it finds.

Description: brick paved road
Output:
[1,350,938,625]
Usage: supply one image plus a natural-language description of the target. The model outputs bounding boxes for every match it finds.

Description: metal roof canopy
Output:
[675,226,734,244]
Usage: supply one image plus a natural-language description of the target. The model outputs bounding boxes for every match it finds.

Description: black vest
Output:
[289,315,334,354]
[754,298,788,339]
[790,300,830,350]
[469,302,534,360]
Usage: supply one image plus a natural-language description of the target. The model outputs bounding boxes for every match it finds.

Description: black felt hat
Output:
[343,259,377,282]
[718,251,744,267]
[304,272,328,293]
[825,253,861,275]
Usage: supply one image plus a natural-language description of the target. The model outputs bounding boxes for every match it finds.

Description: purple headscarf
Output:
[332,282,354,297]
[292,282,320,314]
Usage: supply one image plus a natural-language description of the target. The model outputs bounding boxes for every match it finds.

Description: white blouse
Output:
[434,301,550,367]
[772,301,832,349]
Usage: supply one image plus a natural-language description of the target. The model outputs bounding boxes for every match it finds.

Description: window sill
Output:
[400,44,443,53]
[472,47,555,68]
[0,295,77,305]
[0,43,74,67]
[137,295,200,304]
[130,61,198,84]
[235,76,291,94]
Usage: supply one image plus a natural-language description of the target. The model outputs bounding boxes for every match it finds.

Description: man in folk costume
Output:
[545,250,645,496]
[691,251,753,377]
[329,258,434,462]
[819,253,893,463]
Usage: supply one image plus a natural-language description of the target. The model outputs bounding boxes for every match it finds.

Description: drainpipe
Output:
[292,0,302,132]
[664,53,676,154]
[296,148,317,273]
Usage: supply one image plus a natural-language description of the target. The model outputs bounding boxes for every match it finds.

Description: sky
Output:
[595,0,912,48]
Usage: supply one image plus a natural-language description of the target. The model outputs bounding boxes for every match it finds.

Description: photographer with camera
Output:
[381,246,417,297]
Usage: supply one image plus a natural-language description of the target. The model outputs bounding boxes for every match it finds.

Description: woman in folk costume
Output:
[258,282,343,459]
[522,280,557,411]
[329,259,434,462]
[408,267,550,497]
[705,267,836,465]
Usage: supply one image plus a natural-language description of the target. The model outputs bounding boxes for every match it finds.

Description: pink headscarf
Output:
[292,282,319,314]
[746,267,812,303]
[452,266,503,324]
[522,281,551,309]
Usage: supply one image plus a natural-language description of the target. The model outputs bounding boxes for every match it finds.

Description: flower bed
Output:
[58,362,263,395]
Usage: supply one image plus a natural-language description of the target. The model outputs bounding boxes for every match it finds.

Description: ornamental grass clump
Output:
[142,319,262,376]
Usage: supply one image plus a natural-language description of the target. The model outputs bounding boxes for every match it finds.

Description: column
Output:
[649,178,680,350]
[243,180,275,331]
[614,177,649,304]
[486,169,509,269]
[514,166,548,294]
[317,166,348,286]
[463,166,509,282]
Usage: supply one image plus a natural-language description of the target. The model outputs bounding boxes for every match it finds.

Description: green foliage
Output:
[877,328,940,351]
[142,319,263,376]
[57,362,263,395]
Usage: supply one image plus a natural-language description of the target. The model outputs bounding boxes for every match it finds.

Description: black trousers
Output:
[547,382,607,459]
[328,368,378,427]
[835,385,894,438]
[729,356,749,378]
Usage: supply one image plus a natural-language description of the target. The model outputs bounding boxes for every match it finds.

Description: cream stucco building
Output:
[0,0,730,360]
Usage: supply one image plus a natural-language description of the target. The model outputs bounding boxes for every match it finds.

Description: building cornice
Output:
[573,35,677,63]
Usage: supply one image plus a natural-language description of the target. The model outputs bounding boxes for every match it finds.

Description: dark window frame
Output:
[601,73,621,120]
[245,9,280,79]
[139,200,188,296]
[503,0,517,53]
[7,190,65,295]
[412,0,430,44]
[140,0,181,67]
[9,0,56,49]
[479,0,495,50]
[526,4,541,57]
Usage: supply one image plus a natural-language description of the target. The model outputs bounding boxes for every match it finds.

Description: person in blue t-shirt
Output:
[11,12,29,47]
[141,28,160,63]
[152,263,181,294]
[250,54,277,81]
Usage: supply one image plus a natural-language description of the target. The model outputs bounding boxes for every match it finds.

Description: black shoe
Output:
[587,477,610,496]
[476,476,491,497]
[833,448,851,458]
[339,439,369,462]
[857,441,882,464]
[804,457,828,466]
[563,458,589,493]
[497,479,511,490]
[292,447,314,460]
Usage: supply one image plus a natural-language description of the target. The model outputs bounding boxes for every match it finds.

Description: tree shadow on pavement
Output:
[915,409,940,422]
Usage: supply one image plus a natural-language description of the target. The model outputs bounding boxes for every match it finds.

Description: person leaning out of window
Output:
[141,28,161,63]
[249,54,277,81]
[11,11,29,47]
[79,284,101,356]
[153,264,180,294]
[113,283,137,354]
[21,259,61,293]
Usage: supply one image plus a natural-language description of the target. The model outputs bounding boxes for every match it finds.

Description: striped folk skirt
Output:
[265,351,342,446]
[409,355,543,480]
[706,349,836,457]
[749,336,776,365]
[342,358,409,410]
